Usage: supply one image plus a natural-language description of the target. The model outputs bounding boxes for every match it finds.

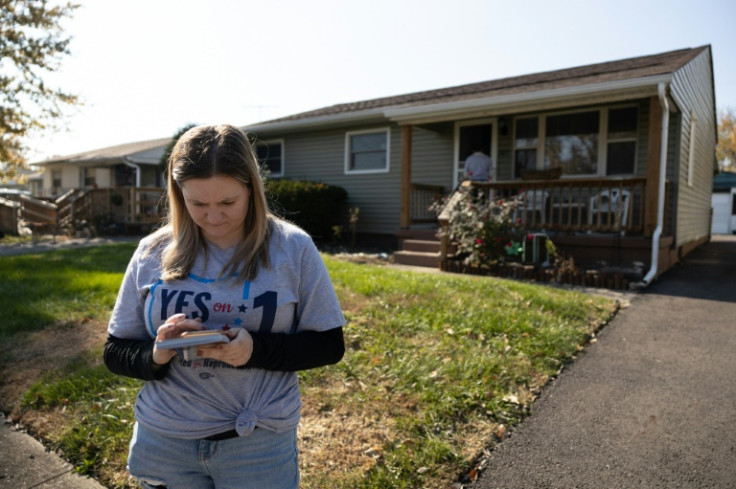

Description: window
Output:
[255,140,284,177]
[512,105,638,178]
[83,168,96,187]
[607,107,637,175]
[514,117,539,178]
[51,169,62,189]
[345,128,390,174]
[545,111,599,175]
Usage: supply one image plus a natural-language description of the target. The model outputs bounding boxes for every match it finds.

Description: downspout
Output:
[122,157,142,222]
[638,82,669,287]
[122,157,141,187]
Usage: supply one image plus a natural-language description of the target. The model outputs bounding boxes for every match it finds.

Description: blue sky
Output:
[27,0,736,162]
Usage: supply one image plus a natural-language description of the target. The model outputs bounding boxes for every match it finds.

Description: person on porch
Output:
[464,148,493,182]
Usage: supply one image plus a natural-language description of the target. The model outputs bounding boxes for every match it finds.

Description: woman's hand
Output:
[152,313,205,366]
[196,328,254,367]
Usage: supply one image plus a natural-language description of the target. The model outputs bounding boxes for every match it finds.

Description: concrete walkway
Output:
[473,235,736,488]
[0,413,105,489]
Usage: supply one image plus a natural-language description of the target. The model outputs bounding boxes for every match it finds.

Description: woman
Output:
[104,124,345,488]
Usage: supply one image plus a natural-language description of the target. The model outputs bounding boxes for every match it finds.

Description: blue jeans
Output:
[127,423,299,489]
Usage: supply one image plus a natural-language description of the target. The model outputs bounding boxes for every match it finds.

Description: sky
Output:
[24,0,736,163]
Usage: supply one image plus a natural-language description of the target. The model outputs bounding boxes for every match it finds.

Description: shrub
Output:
[433,189,525,267]
[266,179,348,240]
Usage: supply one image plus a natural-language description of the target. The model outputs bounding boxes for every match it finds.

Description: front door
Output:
[455,120,496,188]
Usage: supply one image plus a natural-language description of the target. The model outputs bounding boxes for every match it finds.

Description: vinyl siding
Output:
[669,48,716,248]
[264,123,456,235]
[269,125,402,235]
[411,123,454,191]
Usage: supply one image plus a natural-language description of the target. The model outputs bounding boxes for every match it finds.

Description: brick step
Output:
[392,250,440,268]
[395,228,440,241]
[402,239,441,253]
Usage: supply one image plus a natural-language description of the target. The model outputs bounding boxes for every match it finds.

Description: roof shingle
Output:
[264,46,708,124]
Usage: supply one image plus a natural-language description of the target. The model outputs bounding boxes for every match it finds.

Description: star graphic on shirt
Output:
[233,318,243,326]
[238,304,248,313]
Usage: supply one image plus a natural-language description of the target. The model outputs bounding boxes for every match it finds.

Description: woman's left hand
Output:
[196,328,253,367]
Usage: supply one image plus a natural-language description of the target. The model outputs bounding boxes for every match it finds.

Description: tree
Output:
[717,108,736,173]
[158,123,198,178]
[0,0,78,182]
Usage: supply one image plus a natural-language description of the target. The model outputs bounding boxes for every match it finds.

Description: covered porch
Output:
[394,91,676,280]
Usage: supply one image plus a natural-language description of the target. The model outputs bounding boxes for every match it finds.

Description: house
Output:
[0,137,171,236]
[711,172,736,234]
[244,45,717,284]
[31,137,170,197]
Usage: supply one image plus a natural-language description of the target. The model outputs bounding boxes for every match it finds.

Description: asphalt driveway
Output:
[473,235,736,488]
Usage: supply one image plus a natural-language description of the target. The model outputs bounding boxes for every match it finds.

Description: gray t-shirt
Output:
[108,219,345,439]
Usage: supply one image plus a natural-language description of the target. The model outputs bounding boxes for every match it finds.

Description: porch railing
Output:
[0,187,167,236]
[410,183,444,223]
[428,176,650,234]
[130,187,166,223]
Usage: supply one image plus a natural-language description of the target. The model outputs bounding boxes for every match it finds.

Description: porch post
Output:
[644,96,662,237]
[399,124,413,229]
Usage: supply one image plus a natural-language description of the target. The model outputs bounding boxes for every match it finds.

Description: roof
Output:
[252,46,709,130]
[714,172,736,191]
[32,137,171,167]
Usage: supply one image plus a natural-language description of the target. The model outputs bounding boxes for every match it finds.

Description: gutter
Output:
[247,75,673,134]
[122,157,142,187]
[384,75,673,123]
[636,82,670,288]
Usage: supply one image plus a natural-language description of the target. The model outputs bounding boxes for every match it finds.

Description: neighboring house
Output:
[0,137,172,236]
[711,172,736,234]
[244,45,716,282]
[31,137,170,198]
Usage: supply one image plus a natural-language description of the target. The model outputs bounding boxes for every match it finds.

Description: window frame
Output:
[51,168,62,189]
[512,104,639,178]
[344,127,391,175]
[82,167,96,187]
[605,106,639,176]
[255,138,285,178]
[513,116,540,179]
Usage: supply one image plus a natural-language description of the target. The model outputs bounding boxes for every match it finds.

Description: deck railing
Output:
[426,176,649,234]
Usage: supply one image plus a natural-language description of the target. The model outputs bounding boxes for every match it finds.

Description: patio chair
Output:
[588,188,631,229]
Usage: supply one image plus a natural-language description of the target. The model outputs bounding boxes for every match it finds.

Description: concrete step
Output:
[393,250,441,268]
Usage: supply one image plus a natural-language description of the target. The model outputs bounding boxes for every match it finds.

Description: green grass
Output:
[0,243,137,339]
[0,244,618,489]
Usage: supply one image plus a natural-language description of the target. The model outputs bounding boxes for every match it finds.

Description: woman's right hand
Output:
[152,313,205,366]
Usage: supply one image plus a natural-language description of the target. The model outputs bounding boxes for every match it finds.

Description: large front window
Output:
[545,111,599,175]
[345,128,390,174]
[513,106,638,177]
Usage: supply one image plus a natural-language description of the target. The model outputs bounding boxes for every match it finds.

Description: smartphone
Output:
[156,330,230,350]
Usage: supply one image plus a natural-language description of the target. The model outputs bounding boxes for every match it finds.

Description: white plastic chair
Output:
[514,189,549,225]
[588,189,631,228]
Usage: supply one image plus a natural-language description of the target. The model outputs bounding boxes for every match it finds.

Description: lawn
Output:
[0,243,619,488]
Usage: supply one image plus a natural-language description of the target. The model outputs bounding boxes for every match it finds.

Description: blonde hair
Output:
[151,124,273,282]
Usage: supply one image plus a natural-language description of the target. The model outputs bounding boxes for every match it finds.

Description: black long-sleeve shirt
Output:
[104,327,345,381]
